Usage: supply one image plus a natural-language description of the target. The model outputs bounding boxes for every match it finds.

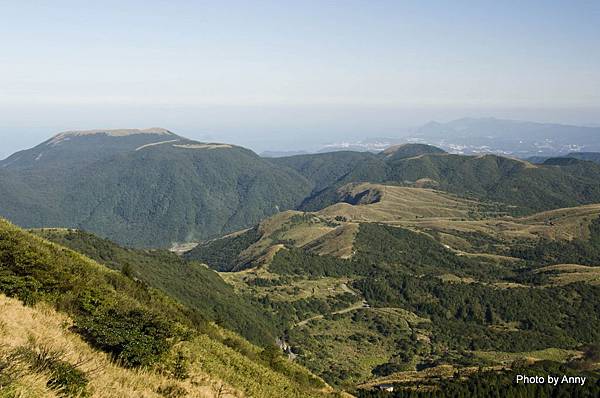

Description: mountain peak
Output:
[48,128,175,145]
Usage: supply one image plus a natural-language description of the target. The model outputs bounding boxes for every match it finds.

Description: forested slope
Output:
[272,146,600,214]
[0,130,311,247]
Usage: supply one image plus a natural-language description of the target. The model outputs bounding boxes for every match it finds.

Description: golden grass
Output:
[518,204,600,240]
[473,348,582,364]
[535,264,600,286]
[0,294,227,398]
[0,293,338,398]
[318,184,480,222]
[221,184,600,274]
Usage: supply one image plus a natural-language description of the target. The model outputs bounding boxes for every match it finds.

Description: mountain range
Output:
[1,126,600,396]
[2,130,600,247]
[314,117,600,157]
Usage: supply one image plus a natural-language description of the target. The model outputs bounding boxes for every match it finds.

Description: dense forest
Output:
[184,227,263,271]
[0,132,312,247]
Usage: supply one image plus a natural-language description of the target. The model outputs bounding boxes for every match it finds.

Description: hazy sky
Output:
[1,0,599,157]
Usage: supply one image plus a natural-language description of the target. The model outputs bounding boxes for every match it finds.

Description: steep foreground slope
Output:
[0,219,339,397]
[33,228,281,346]
[0,129,311,247]
[0,294,227,397]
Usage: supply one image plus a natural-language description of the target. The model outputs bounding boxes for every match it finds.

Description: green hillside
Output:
[34,228,283,345]
[4,134,600,248]
[238,222,600,387]
[187,194,600,389]
[0,129,311,247]
[272,146,600,214]
[0,218,336,397]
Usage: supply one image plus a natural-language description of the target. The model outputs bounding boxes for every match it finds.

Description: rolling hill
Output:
[271,145,600,214]
[0,129,312,247]
[185,185,600,389]
[3,131,600,248]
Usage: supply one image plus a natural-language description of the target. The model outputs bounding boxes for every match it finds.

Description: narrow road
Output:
[294,299,369,328]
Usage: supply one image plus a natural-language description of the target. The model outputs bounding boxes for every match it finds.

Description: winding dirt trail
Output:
[294,283,369,328]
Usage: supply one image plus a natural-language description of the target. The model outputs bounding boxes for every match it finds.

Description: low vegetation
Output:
[0,219,338,397]
[35,228,281,346]
[357,359,600,397]
[208,215,600,388]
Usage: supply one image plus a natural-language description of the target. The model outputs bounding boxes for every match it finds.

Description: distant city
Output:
[263,117,600,158]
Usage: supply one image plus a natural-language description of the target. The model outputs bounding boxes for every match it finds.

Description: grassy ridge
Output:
[34,228,282,346]
[0,219,337,397]
[273,149,600,214]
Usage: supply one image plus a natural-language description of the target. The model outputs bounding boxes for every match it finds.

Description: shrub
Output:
[0,273,41,306]
[156,383,187,398]
[74,306,174,367]
[172,350,189,380]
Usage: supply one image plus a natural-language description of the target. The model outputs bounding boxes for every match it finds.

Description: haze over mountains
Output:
[2,127,600,248]
[312,117,600,157]
[1,125,600,396]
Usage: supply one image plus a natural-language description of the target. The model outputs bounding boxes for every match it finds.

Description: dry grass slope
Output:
[0,293,339,398]
[0,294,230,398]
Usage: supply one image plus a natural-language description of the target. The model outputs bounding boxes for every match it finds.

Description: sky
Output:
[1,0,599,158]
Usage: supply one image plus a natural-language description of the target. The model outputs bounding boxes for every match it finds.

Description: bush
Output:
[74,306,174,367]
[0,273,41,306]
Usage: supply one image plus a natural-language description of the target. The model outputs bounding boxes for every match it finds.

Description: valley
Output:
[4,2,600,396]
[1,131,599,396]
[187,181,600,392]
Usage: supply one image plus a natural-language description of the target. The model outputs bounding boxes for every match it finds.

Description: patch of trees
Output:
[270,223,509,281]
[357,360,600,398]
[184,226,262,271]
[354,272,600,352]
[509,216,600,266]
